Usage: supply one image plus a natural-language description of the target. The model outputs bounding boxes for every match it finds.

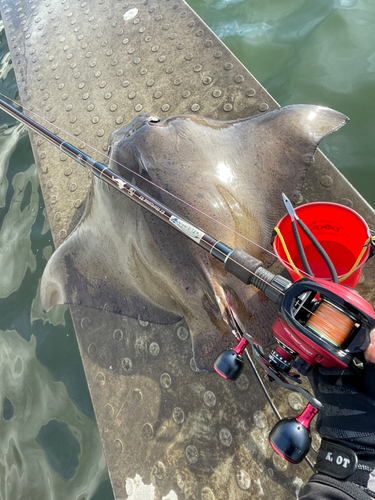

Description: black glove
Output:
[304,362,375,498]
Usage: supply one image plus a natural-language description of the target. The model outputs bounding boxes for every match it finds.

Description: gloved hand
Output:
[303,329,375,498]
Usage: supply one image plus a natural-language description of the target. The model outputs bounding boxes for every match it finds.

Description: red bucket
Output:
[273,202,371,288]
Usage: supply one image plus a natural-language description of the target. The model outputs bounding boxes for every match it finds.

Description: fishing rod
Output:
[2,97,375,465]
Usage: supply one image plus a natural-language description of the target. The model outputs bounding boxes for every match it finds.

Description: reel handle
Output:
[269,403,319,464]
[213,337,249,381]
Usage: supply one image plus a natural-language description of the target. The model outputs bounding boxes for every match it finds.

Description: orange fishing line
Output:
[306,301,355,346]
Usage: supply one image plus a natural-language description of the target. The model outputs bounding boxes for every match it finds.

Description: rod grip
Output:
[224,249,263,284]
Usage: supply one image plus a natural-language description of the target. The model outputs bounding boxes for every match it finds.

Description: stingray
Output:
[40,105,348,370]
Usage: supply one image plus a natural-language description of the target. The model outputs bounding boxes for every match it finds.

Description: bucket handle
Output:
[273,227,375,283]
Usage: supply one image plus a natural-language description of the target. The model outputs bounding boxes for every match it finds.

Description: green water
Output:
[1,1,375,498]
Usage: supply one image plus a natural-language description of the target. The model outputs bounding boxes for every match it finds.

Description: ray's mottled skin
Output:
[40,105,348,370]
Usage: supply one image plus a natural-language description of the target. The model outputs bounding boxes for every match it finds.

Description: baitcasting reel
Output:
[214,274,375,463]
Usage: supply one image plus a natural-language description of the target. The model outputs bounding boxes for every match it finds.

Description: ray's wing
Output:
[40,105,348,340]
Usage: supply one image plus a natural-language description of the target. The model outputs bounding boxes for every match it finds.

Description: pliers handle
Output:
[282,194,339,284]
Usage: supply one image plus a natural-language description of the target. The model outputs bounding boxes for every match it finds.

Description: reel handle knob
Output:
[213,337,249,381]
[268,403,319,464]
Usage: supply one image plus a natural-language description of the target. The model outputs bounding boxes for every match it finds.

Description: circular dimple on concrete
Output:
[158,55,166,62]
[142,423,154,440]
[212,89,222,98]
[122,80,130,87]
[110,104,118,112]
[320,174,333,187]
[236,469,251,491]
[88,343,97,356]
[54,212,61,221]
[177,42,185,50]
[46,179,53,188]
[203,76,212,85]
[153,461,166,480]
[224,62,233,70]
[122,37,129,45]
[259,103,269,112]
[133,57,141,64]
[201,487,215,500]
[113,329,123,341]
[65,166,73,176]
[166,66,173,74]
[174,78,182,86]
[138,316,149,327]
[172,407,185,424]
[236,374,249,391]
[92,116,99,124]
[273,452,289,471]
[128,91,136,99]
[121,357,133,372]
[182,90,190,98]
[191,103,200,112]
[123,8,138,21]
[116,117,124,124]
[95,371,105,386]
[186,445,199,464]
[190,358,199,372]
[184,53,193,61]
[103,403,114,418]
[288,392,304,410]
[149,342,160,356]
[113,439,123,455]
[253,410,267,429]
[131,389,143,404]
[50,195,57,204]
[177,326,189,340]
[219,428,232,447]
[234,74,244,83]
[203,390,216,407]
[140,67,147,75]
[147,79,155,87]
[104,92,112,100]
[80,316,91,329]
[59,229,68,240]
[223,103,233,112]
[134,104,143,112]
[193,64,202,72]
[160,372,172,388]
[214,51,222,58]
[151,45,159,52]
[267,467,274,477]
[340,197,353,208]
